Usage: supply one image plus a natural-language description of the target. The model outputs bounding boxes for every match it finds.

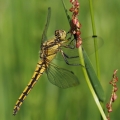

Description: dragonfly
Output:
[13,8,80,115]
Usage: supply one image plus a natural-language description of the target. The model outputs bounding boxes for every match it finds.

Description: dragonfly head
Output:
[55,30,66,40]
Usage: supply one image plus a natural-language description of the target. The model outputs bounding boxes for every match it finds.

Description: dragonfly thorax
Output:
[39,30,67,63]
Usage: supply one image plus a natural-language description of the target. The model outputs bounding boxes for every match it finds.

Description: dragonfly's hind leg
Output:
[62,51,78,59]
[60,50,84,67]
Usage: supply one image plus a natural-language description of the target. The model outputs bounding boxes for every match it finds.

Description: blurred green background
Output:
[0,0,120,120]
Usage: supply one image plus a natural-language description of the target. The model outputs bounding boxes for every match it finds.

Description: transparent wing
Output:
[46,63,80,88]
[40,7,51,48]
[82,36,104,55]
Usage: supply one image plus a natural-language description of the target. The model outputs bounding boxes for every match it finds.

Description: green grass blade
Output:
[61,0,71,24]
[82,48,105,102]
[78,47,107,120]
[88,0,100,79]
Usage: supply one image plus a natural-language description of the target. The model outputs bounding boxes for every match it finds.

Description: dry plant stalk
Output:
[106,69,118,120]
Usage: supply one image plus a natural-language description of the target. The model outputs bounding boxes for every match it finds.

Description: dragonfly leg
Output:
[67,31,72,40]
[60,50,84,67]
[62,51,78,59]
[63,44,75,49]
[62,38,76,49]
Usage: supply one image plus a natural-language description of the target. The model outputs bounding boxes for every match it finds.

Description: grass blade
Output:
[82,48,105,102]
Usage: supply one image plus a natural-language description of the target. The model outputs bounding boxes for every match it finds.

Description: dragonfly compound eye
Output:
[55,30,60,37]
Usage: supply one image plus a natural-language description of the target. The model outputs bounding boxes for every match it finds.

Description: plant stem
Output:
[88,0,100,79]
[78,47,107,120]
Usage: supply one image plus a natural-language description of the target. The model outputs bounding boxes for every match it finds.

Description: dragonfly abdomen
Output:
[13,60,46,115]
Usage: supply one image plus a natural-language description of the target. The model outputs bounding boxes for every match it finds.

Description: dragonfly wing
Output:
[40,7,51,48]
[82,36,104,55]
[46,64,79,88]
